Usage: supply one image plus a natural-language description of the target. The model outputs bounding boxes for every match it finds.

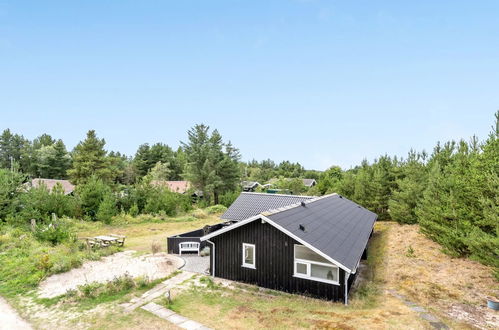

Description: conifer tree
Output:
[68,130,110,184]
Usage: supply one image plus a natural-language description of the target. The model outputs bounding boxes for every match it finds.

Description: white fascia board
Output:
[200,215,261,241]
[200,209,352,273]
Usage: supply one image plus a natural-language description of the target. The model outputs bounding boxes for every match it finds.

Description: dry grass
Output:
[77,214,220,252]
[382,222,499,328]
[158,223,429,329]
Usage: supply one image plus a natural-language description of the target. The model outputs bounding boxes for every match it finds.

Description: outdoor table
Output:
[93,235,119,246]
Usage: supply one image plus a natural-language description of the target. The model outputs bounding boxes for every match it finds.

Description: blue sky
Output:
[0,1,497,170]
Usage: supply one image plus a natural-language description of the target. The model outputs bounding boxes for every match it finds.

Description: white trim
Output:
[201,214,261,241]
[242,243,256,269]
[344,272,350,305]
[293,245,340,286]
[201,213,352,272]
[263,215,351,272]
[293,274,339,285]
[207,239,215,277]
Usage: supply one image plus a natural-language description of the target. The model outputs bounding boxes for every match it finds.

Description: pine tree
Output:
[68,130,110,184]
[389,151,427,224]
[182,124,240,204]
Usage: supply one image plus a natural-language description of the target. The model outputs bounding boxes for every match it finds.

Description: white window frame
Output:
[242,243,256,269]
[293,244,339,285]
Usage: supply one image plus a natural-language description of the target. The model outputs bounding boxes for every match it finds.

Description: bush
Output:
[96,194,117,224]
[129,203,139,217]
[33,219,75,245]
[190,208,207,219]
[151,241,162,254]
[205,204,227,214]
[218,190,240,207]
[76,176,113,220]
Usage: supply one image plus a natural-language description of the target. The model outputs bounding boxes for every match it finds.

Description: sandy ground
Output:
[38,251,183,298]
[0,296,32,330]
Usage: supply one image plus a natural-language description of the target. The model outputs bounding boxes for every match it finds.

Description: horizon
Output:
[1,1,498,170]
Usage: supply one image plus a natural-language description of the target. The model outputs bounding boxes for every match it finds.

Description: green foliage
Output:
[405,245,416,258]
[0,225,119,298]
[96,193,117,224]
[218,190,240,207]
[34,219,75,245]
[0,169,25,221]
[143,185,192,216]
[389,151,427,224]
[76,176,113,220]
[182,124,240,204]
[17,183,80,223]
[205,204,228,214]
[68,130,113,184]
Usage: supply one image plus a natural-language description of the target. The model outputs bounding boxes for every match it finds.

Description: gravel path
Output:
[38,251,183,298]
[180,255,210,274]
[0,296,32,330]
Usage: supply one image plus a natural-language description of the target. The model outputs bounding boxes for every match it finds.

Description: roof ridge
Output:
[241,192,316,199]
[261,193,338,216]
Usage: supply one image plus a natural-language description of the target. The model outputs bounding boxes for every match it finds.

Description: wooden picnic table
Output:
[83,234,126,248]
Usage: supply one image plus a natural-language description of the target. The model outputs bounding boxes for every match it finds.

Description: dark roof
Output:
[221,192,315,221]
[265,194,377,271]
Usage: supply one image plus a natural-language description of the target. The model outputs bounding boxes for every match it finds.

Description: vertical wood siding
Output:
[211,219,347,301]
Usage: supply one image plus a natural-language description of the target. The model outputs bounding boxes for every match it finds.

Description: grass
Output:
[0,208,222,329]
[155,224,427,329]
[0,225,121,298]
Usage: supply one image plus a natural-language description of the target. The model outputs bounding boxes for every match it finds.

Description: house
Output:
[167,192,314,254]
[201,193,377,303]
[151,180,203,198]
[302,178,317,188]
[151,180,191,194]
[221,192,314,222]
[241,181,260,192]
[29,178,75,195]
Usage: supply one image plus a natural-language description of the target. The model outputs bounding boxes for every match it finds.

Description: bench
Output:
[179,242,200,256]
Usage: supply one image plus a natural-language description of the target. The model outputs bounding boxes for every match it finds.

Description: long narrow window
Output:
[294,245,339,285]
[242,243,256,269]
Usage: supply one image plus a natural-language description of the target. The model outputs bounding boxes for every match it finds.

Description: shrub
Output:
[33,219,75,245]
[76,176,113,220]
[218,190,240,207]
[129,203,139,217]
[151,240,162,254]
[96,194,117,224]
[190,208,207,219]
[205,204,227,214]
[405,245,416,258]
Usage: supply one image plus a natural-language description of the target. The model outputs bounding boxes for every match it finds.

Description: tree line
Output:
[0,114,497,277]
[309,112,498,278]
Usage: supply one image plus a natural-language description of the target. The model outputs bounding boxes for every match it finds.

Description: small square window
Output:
[296,262,308,275]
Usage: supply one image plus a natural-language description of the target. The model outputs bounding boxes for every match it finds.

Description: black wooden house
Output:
[201,193,377,303]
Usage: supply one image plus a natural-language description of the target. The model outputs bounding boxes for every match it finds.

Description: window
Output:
[294,245,339,284]
[242,243,255,269]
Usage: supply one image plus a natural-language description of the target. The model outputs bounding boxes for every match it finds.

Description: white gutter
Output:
[207,239,215,277]
[344,272,350,305]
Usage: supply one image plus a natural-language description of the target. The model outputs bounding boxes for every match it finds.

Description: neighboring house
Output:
[151,180,203,197]
[241,181,260,192]
[201,193,377,303]
[167,192,314,254]
[302,178,317,188]
[29,178,75,195]
[151,180,191,194]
